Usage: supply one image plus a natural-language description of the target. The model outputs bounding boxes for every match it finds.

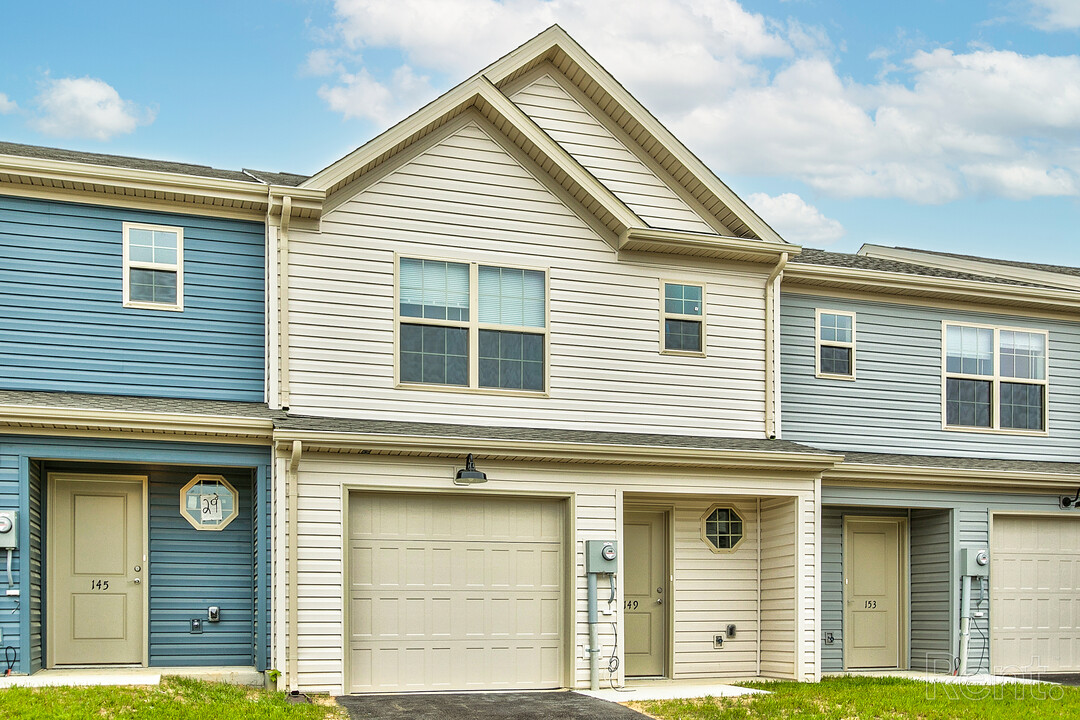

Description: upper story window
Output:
[398,257,547,393]
[944,323,1048,433]
[816,310,855,379]
[123,222,183,311]
[662,282,704,354]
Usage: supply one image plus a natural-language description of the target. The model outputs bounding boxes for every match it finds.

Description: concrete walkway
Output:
[579,678,767,702]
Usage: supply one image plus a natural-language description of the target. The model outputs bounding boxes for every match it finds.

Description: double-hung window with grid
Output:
[398,257,547,392]
[816,310,855,379]
[944,323,1048,432]
[662,282,704,354]
[123,222,183,310]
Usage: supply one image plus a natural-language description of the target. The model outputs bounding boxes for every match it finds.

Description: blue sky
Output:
[2,0,1079,264]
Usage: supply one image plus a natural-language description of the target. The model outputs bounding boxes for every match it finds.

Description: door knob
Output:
[133,578,141,584]
[656,598,663,605]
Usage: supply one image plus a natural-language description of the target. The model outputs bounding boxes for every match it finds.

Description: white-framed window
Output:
[816,310,856,379]
[661,281,705,355]
[943,322,1049,433]
[123,222,183,311]
[396,256,548,393]
[701,505,744,553]
[180,474,239,531]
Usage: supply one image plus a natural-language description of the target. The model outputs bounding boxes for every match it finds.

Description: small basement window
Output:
[123,222,183,310]
[816,310,855,379]
[662,282,705,354]
[180,475,239,531]
[701,505,744,552]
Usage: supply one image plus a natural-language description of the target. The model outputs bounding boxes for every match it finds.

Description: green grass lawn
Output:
[629,677,1080,720]
[0,676,347,720]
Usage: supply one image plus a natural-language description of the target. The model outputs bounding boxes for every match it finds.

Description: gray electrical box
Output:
[961,547,989,577]
[0,511,16,549]
[585,540,618,574]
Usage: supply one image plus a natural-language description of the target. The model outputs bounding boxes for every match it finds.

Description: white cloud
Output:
[308,0,1080,204]
[747,192,845,245]
[0,93,16,114]
[33,77,154,141]
[1028,0,1080,30]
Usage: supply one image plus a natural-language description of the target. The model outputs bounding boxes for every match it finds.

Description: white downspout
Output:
[764,252,789,439]
[287,440,302,693]
[279,196,293,410]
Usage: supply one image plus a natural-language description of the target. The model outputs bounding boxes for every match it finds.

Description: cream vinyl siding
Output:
[286,118,768,435]
[285,452,818,694]
[510,73,717,234]
[759,497,798,679]
[671,499,759,678]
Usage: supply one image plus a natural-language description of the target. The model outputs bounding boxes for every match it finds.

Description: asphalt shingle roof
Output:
[892,246,1080,278]
[0,141,308,186]
[0,389,277,419]
[794,248,1052,288]
[840,451,1080,476]
[276,414,833,454]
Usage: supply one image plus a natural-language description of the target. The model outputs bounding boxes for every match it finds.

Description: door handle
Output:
[133,578,141,585]
[656,598,663,605]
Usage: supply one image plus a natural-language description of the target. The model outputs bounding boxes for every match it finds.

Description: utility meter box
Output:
[961,547,989,577]
[585,540,618,574]
[0,511,16,549]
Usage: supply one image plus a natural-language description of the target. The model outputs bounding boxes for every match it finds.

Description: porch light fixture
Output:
[454,454,487,485]
[1060,488,1080,509]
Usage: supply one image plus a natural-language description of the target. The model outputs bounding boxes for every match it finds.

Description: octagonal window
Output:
[181,474,239,531]
[702,505,744,552]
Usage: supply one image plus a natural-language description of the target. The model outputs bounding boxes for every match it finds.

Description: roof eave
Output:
[0,153,324,220]
[272,428,842,471]
[620,227,799,264]
[784,262,1080,312]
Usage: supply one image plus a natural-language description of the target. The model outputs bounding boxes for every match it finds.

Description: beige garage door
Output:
[347,492,565,693]
[992,515,1080,673]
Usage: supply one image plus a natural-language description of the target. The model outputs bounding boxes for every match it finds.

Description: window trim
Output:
[940,320,1050,436]
[700,504,745,554]
[393,252,551,396]
[815,309,856,381]
[122,221,184,311]
[659,279,707,358]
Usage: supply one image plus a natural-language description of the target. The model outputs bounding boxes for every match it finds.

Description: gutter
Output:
[0,405,273,437]
[764,252,789,439]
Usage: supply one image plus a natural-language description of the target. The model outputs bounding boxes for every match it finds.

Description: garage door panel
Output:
[993,516,1080,672]
[348,493,565,692]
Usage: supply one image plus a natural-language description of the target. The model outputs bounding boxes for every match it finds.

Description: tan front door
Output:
[624,510,667,677]
[844,517,903,669]
[48,475,145,666]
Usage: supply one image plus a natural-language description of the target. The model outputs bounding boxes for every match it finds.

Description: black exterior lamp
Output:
[455,454,488,485]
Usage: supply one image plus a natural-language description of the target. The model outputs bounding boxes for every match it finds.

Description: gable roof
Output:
[302,26,793,263]
[476,26,785,245]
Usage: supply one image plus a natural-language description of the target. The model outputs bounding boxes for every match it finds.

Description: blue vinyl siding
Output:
[149,468,253,667]
[0,435,270,675]
[0,195,265,401]
[780,293,1080,460]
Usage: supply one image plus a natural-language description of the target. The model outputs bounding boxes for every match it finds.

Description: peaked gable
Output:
[511,72,717,235]
[303,26,793,263]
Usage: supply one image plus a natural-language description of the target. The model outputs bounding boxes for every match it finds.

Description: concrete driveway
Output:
[335,691,649,720]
